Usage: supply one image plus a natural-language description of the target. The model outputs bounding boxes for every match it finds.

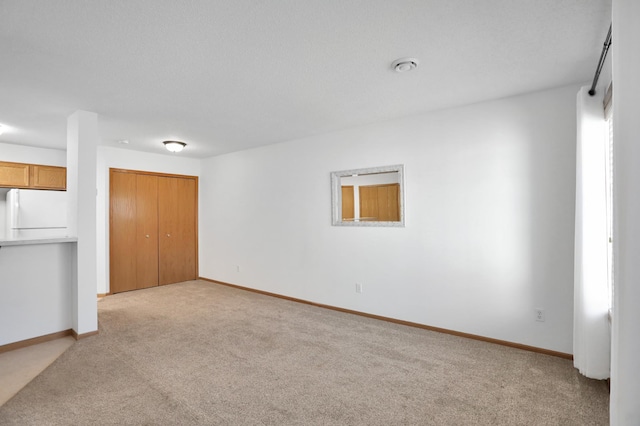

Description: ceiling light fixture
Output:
[391,58,419,73]
[163,140,187,153]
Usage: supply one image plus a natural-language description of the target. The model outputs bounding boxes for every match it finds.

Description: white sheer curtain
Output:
[573,86,610,379]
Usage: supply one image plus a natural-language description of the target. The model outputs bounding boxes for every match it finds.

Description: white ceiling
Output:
[0,0,611,158]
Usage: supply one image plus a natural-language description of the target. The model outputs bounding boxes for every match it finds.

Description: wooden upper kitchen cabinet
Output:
[0,161,30,188]
[0,161,66,190]
[30,164,67,189]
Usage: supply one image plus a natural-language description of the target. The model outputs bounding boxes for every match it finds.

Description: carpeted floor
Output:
[0,280,609,425]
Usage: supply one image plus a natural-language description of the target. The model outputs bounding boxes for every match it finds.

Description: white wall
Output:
[610,0,640,423]
[96,146,201,294]
[0,142,66,166]
[199,84,580,354]
[0,143,67,239]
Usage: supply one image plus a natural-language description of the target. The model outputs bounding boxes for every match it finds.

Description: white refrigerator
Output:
[6,189,68,239]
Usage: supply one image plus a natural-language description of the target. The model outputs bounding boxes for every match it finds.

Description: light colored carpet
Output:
[0,280,608,425]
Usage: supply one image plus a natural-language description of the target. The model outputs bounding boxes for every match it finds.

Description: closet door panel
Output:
[110,171,137,293]
[341,186,354,220]
[376,184,399,221]
[158,177,197,285]
[175,177,197,281]
[158,176,178,285]
[359,185,379,220]
[135,174,159,289]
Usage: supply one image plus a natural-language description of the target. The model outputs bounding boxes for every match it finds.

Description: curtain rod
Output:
[588,24,612,96]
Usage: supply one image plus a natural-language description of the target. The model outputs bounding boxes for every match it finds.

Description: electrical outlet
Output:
[355,283,362,293]
[535,308,545,322]
[236,265,240,273]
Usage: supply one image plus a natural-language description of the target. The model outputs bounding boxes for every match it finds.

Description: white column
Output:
[66,111,98,336]
[610,0,640,424]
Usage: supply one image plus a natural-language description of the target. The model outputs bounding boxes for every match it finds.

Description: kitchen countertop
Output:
[0,237,78,247]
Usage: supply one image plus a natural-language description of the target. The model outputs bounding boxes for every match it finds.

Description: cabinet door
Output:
[110,171,138,293]
[0,162,30,188]
[30,165,66,190]
[135,174,159,289]
[158,176,197,285]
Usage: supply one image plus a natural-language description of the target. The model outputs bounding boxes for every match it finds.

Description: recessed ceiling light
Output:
[163,140,187,153]
[391,58,419,73]
[118,139,129,144]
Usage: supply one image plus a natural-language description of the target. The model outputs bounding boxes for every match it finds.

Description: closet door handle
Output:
[167,234,171,237]
[145,234,150,238]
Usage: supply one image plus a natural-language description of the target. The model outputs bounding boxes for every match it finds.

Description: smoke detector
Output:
[391,58,419,73]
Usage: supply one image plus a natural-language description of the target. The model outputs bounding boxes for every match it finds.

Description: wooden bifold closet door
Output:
[359,183,400,221]
[136,174,160,289]
[158,176,197,286]
[110,169,197,294]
